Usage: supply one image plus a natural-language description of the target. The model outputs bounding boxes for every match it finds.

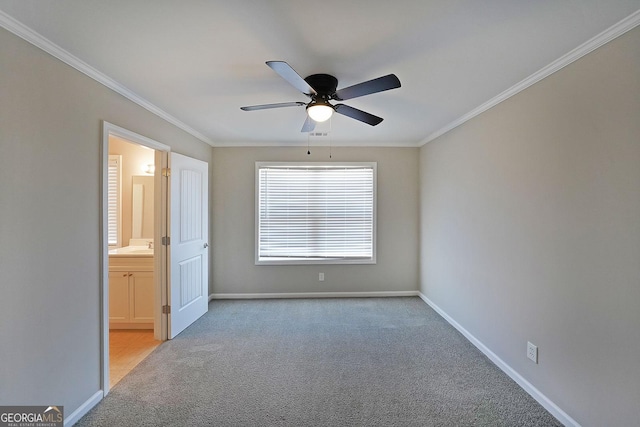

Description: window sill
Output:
[256,257,376,266]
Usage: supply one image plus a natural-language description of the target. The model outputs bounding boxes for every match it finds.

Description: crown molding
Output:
[0,9,215,147]
[420,8,640,146]
[211,139,422,148]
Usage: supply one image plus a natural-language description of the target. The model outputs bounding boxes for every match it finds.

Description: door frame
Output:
[101,121,170,396]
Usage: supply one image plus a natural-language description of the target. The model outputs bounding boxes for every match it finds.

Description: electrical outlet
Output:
[319,273,325,282]
[527,341,538,363]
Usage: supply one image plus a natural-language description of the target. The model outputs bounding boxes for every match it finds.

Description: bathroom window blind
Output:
[107,155,122,247]
[256,162,376,264]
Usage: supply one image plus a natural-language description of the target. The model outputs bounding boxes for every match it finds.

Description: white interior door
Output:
[168,152,209,339]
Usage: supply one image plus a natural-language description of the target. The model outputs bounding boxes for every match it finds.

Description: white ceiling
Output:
[1,1,639,147]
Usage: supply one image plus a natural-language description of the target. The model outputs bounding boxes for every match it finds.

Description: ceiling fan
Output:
[241,61,401,132]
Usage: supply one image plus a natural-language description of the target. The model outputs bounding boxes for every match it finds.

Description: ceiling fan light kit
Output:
[307,101,334,122]
[241,61,401,132]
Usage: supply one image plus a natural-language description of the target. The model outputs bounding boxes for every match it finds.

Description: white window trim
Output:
[255,161,377,265]
[107,154,122,248]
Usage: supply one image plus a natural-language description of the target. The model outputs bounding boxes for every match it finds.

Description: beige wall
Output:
[419,26,640,426]
[0,27,211,416]
[212,146,419,294]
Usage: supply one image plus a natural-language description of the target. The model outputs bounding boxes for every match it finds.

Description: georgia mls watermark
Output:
[0,406,63,427]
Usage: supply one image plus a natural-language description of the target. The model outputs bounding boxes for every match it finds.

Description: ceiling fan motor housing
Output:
[304,74,339,99]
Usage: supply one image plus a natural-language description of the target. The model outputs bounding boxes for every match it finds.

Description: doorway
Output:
[101,122,210,395]
[107,136,159,387]
[102,122,170,395]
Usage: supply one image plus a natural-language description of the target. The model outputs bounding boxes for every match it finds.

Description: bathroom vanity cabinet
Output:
[108,255,154,329]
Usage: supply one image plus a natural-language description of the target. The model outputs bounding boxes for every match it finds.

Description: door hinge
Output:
[162,305,171,314]
[162,236,170,246]
[161,167,171,177]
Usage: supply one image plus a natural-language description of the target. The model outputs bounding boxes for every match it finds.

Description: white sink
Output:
[108,245,154,257]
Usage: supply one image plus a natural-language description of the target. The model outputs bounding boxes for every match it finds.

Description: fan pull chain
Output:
[329,116,333,159]
[307,129,311,155]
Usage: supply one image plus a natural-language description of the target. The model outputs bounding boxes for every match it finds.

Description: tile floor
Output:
[109,330,161,387]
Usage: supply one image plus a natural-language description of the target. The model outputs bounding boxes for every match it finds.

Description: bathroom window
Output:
[108,155,122,247]
[256,162,376,265]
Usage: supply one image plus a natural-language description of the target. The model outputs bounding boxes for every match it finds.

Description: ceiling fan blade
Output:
[334,74,401,101]
[301,116,316,133]
[334,104,383,126]
[241,101,306,111]
[267,61,318,97]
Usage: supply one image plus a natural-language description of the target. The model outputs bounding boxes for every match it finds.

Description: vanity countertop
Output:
[108,245,153,258]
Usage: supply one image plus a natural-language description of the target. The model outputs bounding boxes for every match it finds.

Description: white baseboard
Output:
[417,292,580,427]
[64,390,102,426]
[209,290,419,300]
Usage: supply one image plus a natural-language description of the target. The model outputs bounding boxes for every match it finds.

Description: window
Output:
[107,155,122,247]
[256,162,376,264]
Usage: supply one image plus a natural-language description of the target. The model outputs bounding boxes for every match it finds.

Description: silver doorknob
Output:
[204,243,209,248]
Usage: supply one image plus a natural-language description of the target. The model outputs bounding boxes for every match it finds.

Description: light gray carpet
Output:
[77,297,562,426]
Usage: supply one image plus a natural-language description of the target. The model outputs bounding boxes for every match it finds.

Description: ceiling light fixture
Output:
[307,100,334,122]
[141,164,155,174]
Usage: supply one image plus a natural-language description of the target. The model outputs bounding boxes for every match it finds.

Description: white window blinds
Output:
[107,155,122,247]
[256,163,376,264]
